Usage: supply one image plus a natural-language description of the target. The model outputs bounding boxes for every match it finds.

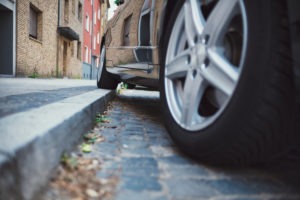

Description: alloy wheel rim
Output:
[164,0,248,131]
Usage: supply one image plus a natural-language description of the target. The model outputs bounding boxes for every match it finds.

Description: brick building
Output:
[82,0,107,79]
[2,0,109,78]
[15,0,83,78]
[100,0,110,42]
[16,0,58,77]
[57,0,84,78]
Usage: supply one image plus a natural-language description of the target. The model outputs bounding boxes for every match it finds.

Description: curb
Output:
[0,89,115,200]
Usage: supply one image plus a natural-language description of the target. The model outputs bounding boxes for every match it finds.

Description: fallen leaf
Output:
[85,189,99,198]
[81,143,92,153]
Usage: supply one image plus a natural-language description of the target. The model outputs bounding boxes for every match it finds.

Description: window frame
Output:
[85,14,89,31]
[78,2,82,22]
[29,4,42,41]
[84,46,89,63]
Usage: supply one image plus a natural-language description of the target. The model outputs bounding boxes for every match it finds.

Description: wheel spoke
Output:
[184,0,205,47]
[166,49,191,80]
[204,0,239,47]
[181,73,206,126]
[202,49,238,96]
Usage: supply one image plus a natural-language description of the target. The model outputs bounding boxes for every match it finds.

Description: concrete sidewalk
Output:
[0,78,115,200]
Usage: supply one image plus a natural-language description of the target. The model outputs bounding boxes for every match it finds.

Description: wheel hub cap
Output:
[164,0,248,131]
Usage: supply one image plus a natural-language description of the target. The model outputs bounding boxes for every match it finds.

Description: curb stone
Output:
[0,89,115,200]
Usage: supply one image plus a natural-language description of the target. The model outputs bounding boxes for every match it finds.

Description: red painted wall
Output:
[83,0,101,64]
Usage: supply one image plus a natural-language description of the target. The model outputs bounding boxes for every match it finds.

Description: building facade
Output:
[16,0,58,77]
[14,0,83,78]
[57,0,84,78]
[82,0,102,79]
[100,0,110,42]
[0,0,16,77]
[2,0,111,78]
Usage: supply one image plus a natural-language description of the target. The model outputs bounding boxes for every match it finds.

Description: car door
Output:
[105,0,157,79]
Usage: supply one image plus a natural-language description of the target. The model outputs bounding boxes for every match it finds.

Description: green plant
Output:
[116,82,128,94]
[81,143,92,153]
[95,113,110,123]
[28,67,39,78]
[114,0,124,6]
[61,153,78,170]
[83,132,104,144]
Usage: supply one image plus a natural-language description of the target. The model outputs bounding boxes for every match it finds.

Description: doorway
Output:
[63,41,68,77]
[0,3,15,76]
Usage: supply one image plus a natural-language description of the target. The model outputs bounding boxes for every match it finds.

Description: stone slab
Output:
[0,89,115,200]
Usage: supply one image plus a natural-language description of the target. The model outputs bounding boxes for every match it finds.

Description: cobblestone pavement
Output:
[45,89,300,200]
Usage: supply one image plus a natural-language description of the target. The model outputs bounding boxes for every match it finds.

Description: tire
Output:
[160,0,295,164]
[97,45,119,89]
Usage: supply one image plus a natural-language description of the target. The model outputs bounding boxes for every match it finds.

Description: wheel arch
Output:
[158,0,177,49]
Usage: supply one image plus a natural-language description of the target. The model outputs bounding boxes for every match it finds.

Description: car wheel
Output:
[97,45,119,89]
[160,0,295,164]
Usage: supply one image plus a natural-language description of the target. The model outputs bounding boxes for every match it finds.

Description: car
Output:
[97,0,300,164]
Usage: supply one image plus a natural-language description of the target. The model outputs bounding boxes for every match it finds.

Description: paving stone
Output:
[121,157,158,170]
[204,179,290,195]
[148,136,174,147]
[119,176,162,192]
[43,90,300,200]
[165,179,219,198]
[157,156,196,166]
[160,165,210,179]
[115,190,167,200]
[121,147,153,158]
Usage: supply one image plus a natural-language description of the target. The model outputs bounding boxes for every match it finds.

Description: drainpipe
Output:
[90,0,94,79]
[56,0,61,77]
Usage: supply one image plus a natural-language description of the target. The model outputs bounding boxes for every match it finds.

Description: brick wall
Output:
[82,0,101,63]
[57,0,83,78]
[16,0,58,77]
[16,0,84,78]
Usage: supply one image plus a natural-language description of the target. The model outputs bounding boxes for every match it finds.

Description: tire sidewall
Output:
[97,45,105,86]
[160,0,289,159]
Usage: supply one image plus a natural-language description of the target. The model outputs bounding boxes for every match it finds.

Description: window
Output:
[96,57,99,67]
[29,6,38,38]
[93,36,96,50]
[85,46,89,63]
[77,41,81,60]
[78,2,82,21]
[97,32,100,44]
[29,4,42,40]
[91,0,93,5]
[72,0,75,14]
[85,14,89,31]
[122,15,132,46]
[98,9,100,20]
[94,11,96,25]
[71,42,74,56]
[64,0,69,22]
[90,20,92,33]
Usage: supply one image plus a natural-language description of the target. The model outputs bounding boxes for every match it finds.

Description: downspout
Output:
[90,0,94,79]
[56,0,61,77]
